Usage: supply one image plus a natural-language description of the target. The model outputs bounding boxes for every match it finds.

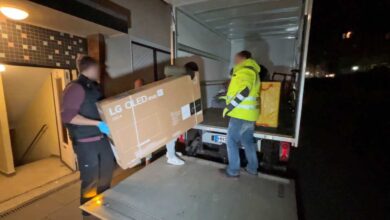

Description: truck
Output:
[82,0,313,219]
[172,0,312,171]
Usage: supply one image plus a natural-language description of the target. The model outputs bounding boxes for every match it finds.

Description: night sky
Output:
[308,0,390,73]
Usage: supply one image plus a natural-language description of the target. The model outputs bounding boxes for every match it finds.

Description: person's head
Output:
[185,62,199,72]
[184,61,199,79]
[234,50,252,65]
[77,55,99,81]
[134,78,145,89]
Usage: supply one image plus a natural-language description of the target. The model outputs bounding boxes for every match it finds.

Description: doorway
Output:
[0,65,76,204]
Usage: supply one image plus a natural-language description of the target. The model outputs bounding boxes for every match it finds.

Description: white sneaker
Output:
[167,156,185,166]
[166,152,183,157]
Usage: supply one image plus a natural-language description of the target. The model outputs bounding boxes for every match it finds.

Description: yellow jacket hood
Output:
[234,58,260,73]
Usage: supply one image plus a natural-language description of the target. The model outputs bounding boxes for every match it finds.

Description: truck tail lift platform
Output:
[81,157,297,220]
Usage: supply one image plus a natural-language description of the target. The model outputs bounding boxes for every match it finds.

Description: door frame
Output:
[0,73,15,174]
[51,69,77,171]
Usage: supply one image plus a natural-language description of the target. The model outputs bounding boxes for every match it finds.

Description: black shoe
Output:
[244,168,258,176]
[82,211,91,217]
[219,168,239,178]
[83,215,100,220]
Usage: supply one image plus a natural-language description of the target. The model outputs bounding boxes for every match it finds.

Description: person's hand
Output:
[218,95,227,101]
[97,121,110,135]
[222,108,229,118]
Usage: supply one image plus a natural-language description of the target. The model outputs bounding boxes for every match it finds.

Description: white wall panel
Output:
[177,11,231,61]
[231,38,297,75]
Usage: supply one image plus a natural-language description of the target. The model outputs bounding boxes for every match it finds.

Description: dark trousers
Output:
[73,137,115,206]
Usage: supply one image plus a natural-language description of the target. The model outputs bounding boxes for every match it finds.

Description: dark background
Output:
[290,0,390,219]
[308,0,389,73]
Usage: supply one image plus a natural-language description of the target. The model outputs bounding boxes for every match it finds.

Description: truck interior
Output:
[172,0,308,145]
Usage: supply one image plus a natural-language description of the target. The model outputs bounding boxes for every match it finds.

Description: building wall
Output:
[0,19,87,68]
[2,65,53,128]
[12,75,59,164]
[112,0,171,49]
[104,0,172,96]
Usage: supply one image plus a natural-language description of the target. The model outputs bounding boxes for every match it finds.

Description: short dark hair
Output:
[76,55,98,73]
[185,62,199,72]
[184,62,199,79]
[236,50,252,59]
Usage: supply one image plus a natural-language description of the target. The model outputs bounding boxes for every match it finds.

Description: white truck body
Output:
[170,0,313,147]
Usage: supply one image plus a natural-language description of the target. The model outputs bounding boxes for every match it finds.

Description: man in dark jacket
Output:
[61,56,115,216]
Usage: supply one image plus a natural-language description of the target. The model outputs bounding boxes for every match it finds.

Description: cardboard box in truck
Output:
[97,73,203,169]
[256,82,281,128]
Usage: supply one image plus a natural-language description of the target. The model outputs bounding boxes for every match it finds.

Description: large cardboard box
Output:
[97,74,203,169]
[256,82,281,128]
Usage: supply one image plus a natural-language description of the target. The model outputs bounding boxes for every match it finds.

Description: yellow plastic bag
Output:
[256,82,281,128]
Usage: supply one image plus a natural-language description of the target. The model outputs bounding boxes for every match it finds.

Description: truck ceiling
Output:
[165,0,303,40]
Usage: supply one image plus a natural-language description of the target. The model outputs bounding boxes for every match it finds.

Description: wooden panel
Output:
[87,34,108,95]
[30,0,130,33]
[0,74,15,174]
[52,70,76,171]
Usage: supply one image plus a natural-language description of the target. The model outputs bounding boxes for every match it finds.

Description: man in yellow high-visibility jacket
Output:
[222,50,261,177]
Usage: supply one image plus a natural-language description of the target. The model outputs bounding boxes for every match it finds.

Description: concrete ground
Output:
[1,181,83,220]
[289,71,390,220]
[0,157,72,203]
[0,164,142,220]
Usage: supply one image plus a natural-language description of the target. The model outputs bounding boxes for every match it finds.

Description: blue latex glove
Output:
[97,121,110,135]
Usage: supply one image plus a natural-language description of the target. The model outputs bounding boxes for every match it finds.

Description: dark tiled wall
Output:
[0,19,87,69]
